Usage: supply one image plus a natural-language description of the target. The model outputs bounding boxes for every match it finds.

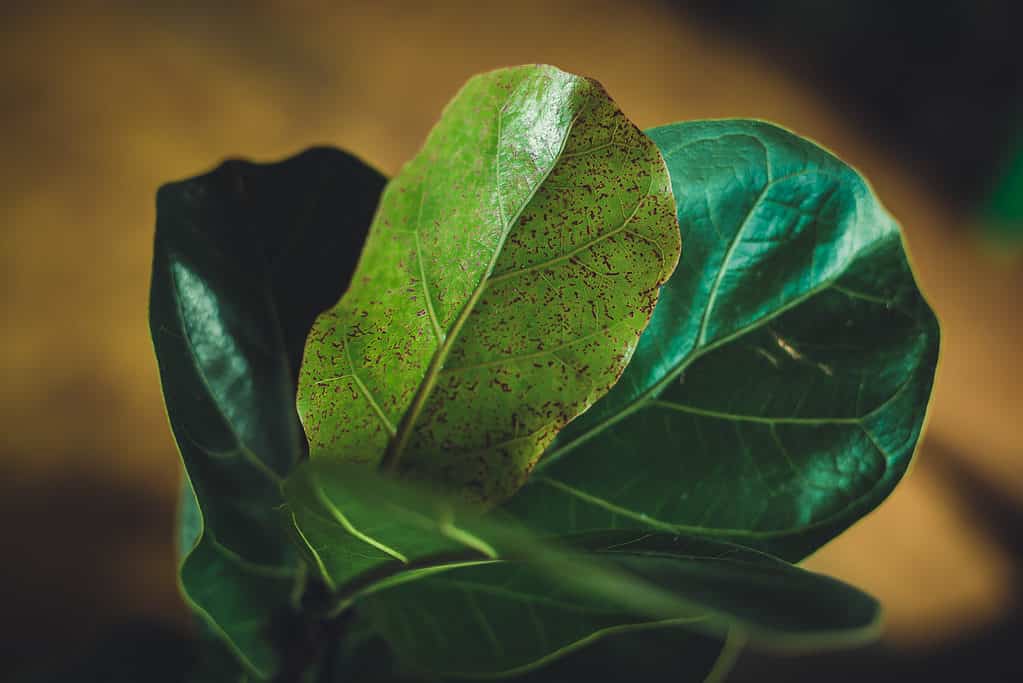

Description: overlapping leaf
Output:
[149,69,938,683]
[285,464,879,680]
[355,531,879,679]
[297,64,681,504]
[506,120,940,561]
[150,148,385,677]
[284,462,495,597]
[325,623,734,683]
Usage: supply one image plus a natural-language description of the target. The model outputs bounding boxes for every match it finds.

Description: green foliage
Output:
[358,530,879,678]
[297,65,680,504]
[147,65,939,682]
[506,120,940,562]
[149,148,385,677]
[286,464,877,679]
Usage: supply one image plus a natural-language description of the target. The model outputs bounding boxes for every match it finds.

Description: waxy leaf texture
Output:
[150,148,385,678]
[508,120,940,561]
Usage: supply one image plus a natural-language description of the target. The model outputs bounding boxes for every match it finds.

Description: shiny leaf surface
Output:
[150,148,385,677]
[507,120,940,561]
[297,64,681,504]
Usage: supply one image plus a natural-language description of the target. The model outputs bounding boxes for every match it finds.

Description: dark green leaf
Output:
[332,623,735,683]
[983,123,1023,242]
[297,64,681,504]
[506,120,940,561]
[286,465,878,679]
[150,147,385,677]
[504,625,737,683]
[356,531,879,679]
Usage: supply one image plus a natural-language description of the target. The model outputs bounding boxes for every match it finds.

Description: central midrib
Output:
[380,86,584,470]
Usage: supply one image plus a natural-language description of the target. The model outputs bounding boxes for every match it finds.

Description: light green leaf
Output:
[506,119,940,561]
[297,64,681,504]
[150,148,385,677]
[356,531,879,679]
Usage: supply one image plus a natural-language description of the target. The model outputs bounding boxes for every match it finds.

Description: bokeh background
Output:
[2,1,1021,680]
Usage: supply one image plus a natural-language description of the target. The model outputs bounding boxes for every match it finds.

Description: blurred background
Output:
[1,1,1021,680]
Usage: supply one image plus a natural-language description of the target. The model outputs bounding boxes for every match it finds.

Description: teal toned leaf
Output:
[150,148,385,677]
[297,64,681,504]
[356,531,879,679]
[506,119,940,561]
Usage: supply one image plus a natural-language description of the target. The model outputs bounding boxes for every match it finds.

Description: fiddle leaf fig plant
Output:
[149,64,939,682]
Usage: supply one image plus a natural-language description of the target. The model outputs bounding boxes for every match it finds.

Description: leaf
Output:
[283,461,484,596]
[503,625,738,683]
[285,465,877,678]
[332,624,736,683]
[506,120,940,561]
[355,531,879,679]
[149,147,386,677]
[176,480,294,679]
[297,64,681,504]
[284,461,615,599]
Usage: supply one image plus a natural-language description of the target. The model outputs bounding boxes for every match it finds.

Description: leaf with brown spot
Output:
[297,65,680,504]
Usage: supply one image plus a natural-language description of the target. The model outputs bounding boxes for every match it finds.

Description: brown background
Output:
[1,1,1021,678]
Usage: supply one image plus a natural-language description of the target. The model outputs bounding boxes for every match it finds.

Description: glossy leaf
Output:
[356,531,879,679]
[506,120,940,561]
[297,64,681,504]
[150,148,385,677]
